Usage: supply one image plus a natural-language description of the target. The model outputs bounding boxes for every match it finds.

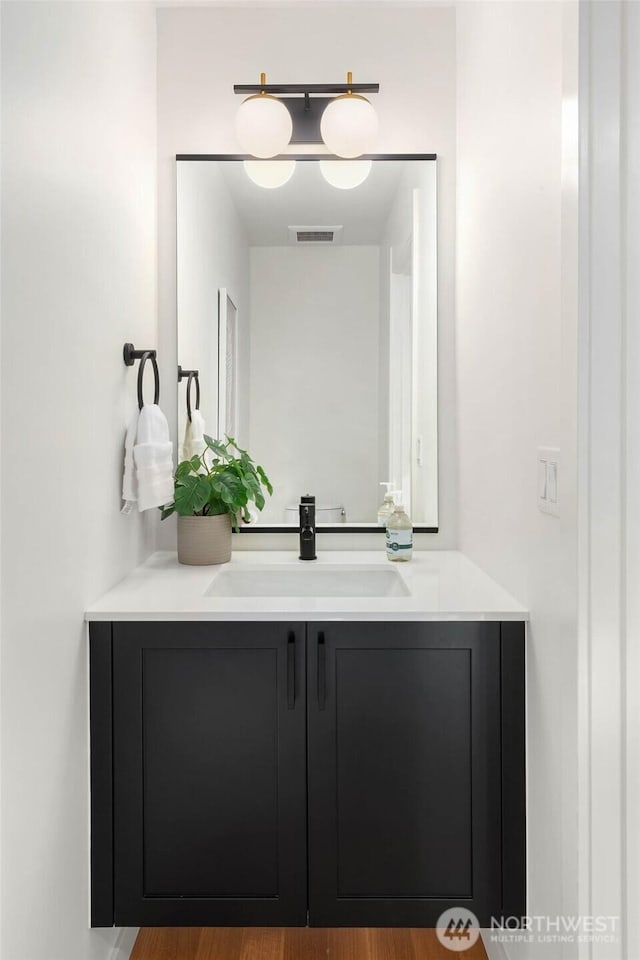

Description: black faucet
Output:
[299,494,317,561]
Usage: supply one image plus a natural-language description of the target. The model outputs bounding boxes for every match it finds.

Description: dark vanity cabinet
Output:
[90,620,525,928]
[91,622,307,927]
[309,622,503,926]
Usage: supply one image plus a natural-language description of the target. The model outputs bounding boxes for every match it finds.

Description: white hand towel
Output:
[121,410,140,514]
[182,409,208,464]
[133,404,174,512]
[181,416,194,463]
[189,409,207,459]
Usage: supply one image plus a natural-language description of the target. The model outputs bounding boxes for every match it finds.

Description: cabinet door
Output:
[307,622,501,926]
[112,622,307,926]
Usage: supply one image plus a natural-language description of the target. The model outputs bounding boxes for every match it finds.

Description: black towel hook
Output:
[178,365,200,423]
[123,342,160,410]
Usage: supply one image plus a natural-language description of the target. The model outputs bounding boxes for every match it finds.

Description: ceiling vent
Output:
[288,225,343,245]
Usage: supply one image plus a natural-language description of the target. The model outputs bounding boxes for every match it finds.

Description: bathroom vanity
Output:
[87,551,527,929]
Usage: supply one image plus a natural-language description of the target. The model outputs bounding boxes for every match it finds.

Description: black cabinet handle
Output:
[318,632,326,711]
[287,633,296,709]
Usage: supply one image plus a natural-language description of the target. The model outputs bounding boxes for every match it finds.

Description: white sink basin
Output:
[206,564,410,599]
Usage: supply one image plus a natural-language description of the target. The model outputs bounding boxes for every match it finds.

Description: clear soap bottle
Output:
[377,482,396,526]
[386,497,413,562]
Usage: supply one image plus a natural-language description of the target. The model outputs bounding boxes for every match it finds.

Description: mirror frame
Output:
[176,153,438,534]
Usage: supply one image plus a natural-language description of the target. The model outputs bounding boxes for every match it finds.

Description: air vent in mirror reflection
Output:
[287,225,344,245]
[297,231,333,242]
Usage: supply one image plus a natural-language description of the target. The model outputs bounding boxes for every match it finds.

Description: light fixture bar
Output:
[233,83,379,95]
[286,97,331,144]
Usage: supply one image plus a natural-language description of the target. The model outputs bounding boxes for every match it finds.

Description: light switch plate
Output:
[538,447,560,517]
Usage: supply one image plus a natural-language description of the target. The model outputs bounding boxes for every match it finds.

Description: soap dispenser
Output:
[377,482,396,526]
[386,494,413,562]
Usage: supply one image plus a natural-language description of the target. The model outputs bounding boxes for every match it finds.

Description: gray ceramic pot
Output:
[177,513,232,565]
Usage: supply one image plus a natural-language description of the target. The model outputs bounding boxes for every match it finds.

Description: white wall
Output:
[176,161,250,453]
[456,2,578,955]
[156,2,457,549]
[249,245,380,524]
[623,8,640,953]
[0,3,158,959]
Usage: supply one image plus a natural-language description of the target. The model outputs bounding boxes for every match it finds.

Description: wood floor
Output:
[130,927,488,960]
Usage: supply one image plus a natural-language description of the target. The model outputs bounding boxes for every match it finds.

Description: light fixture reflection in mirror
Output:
[244,159,296,189]
[319,158,372,190]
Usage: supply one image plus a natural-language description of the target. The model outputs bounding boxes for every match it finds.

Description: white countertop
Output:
[85,551,528,622]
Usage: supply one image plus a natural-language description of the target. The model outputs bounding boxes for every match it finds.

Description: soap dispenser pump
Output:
[377,482,396,526]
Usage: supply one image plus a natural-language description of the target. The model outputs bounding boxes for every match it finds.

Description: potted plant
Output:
[161,435,273,565]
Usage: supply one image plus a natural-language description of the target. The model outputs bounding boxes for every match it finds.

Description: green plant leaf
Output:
[242,474,260,495]
[256,465,273,496]
[174,475,211,516]
[175,460,193,479]
[218,473,247,507]
[160,505,175,521]
[204,435,228,457]
[206,496,227,516]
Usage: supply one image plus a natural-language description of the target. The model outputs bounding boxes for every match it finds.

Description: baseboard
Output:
[482,933,559,960]
[482,931,511,960]
[108,928,138,960]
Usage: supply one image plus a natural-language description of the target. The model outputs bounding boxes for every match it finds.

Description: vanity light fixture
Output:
[233,73,379,159]
[319,158,372,190]
[243,158,296,189]
[235,73,293,158]
[320,73,379,158]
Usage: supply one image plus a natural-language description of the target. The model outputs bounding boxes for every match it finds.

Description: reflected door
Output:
[218,289,238,439]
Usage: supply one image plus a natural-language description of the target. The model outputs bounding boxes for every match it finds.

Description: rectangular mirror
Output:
[176,155,438,531]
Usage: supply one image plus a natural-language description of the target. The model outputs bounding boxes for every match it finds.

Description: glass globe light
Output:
[319,158,372,190]
[320,73,378,158]
[235,74,292,158]
[244,159,296,189]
